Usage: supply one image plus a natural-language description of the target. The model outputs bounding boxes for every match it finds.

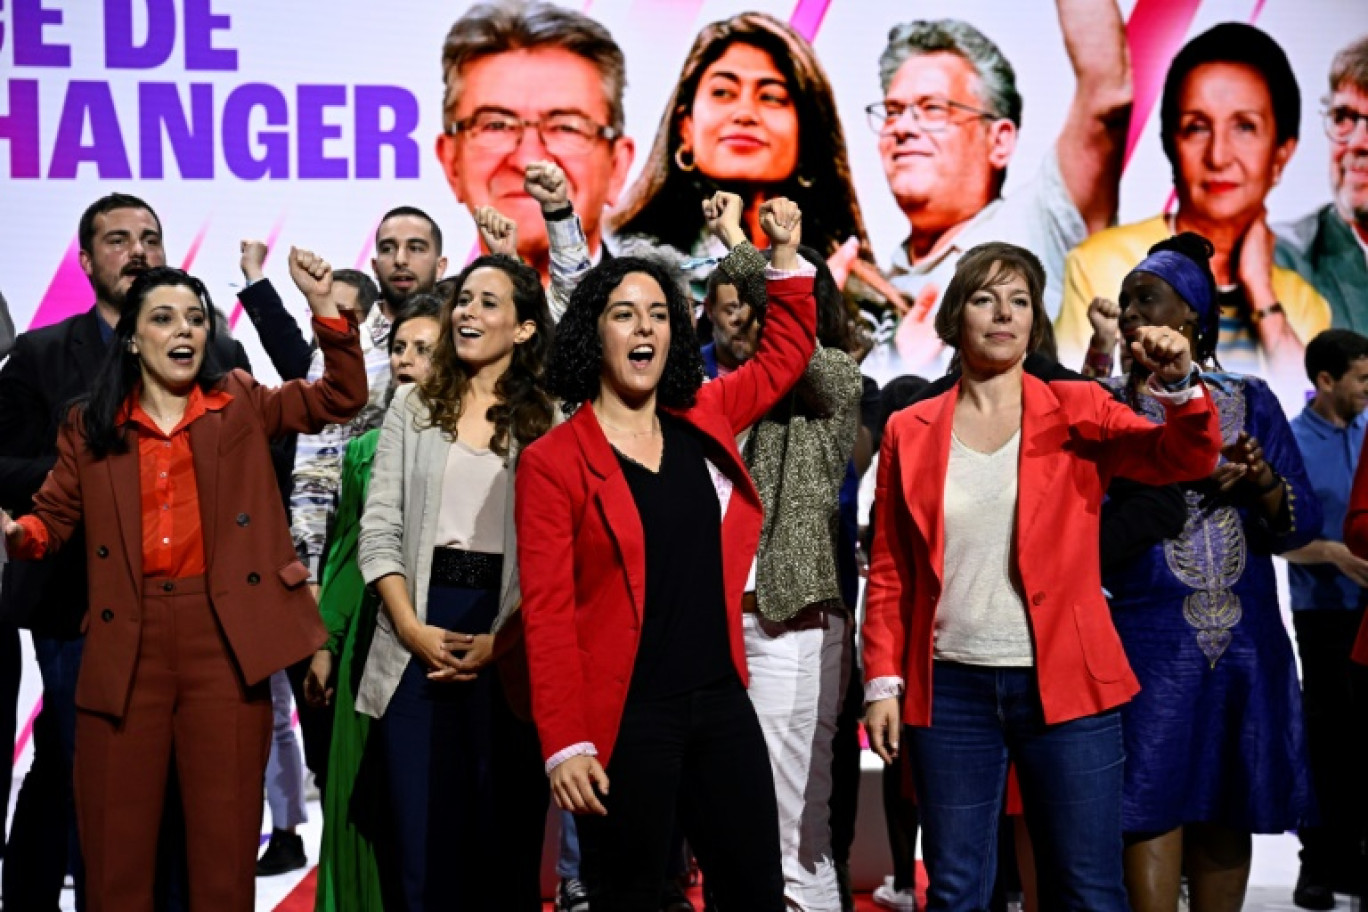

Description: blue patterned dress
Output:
[1102,373,1318,834]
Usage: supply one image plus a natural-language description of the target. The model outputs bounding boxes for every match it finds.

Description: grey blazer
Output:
[355,385,549,718]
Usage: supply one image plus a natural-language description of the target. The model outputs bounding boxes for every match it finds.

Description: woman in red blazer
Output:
[2,262,366,912]
[861,242,1222,911]
[516,194,814,910]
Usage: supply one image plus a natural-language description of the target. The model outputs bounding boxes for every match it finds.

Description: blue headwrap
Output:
[1128,250,1214,322]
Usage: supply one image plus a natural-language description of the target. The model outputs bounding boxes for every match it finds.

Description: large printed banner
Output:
[1,0,1366,387]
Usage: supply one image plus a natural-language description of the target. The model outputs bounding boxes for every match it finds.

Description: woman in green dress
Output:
[304,296,444,912]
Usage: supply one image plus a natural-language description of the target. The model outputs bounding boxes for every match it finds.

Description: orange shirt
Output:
[126,385,233,578]
[15,315,352,574]
[15,385,231,576]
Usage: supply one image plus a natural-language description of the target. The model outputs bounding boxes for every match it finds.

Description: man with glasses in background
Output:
[1278,36,1368,334]
[434,0,635,286]
[862,4,1131,378]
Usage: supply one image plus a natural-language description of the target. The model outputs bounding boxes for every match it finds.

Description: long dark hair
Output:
[547,257,705,413]
[416,255,555,457]
[610,12,871,263]
[80,267,226,459]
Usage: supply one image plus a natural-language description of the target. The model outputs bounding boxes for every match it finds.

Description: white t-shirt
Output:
[933,430,1035,667]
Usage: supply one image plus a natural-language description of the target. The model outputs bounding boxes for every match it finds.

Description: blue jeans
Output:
[906,662,1127,912]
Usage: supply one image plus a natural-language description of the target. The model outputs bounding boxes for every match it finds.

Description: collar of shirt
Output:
[120,385,234,439]
[889,198,1006,278]
[1297,403,1368,440]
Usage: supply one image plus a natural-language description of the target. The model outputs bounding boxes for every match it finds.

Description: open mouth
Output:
[456,326,482,340]
[168,346,196,366]
[395,371,415,383]
[627,344,655,368]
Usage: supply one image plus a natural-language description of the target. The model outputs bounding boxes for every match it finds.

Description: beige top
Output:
[434,439,508,554]
[934,430,1034,667]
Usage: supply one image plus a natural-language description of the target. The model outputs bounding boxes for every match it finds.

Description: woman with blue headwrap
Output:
[1101,232,1318,912]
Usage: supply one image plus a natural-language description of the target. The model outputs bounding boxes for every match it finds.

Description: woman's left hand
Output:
[1236,211,1278,310]
[427,632,495,682]
[1129,325,1192,385]
[1214,431,1275,493]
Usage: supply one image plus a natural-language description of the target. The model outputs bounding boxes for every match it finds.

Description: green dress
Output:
[313,429,386,912]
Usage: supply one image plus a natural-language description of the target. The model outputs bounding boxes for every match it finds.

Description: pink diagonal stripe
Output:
[789,0,834,42]
[28,237,91,331]
[179,220,211,274]
[1123,0,1203,166]
[230,215,287,330]
[354,220,379,272]
[13,697,41,766]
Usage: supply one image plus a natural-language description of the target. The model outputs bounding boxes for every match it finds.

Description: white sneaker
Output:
[873,874,918,911]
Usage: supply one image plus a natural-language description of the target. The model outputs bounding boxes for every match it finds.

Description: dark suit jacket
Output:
[24,319,367,719]
[0,308,250,637]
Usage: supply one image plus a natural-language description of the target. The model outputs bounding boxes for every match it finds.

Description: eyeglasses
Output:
[1323,105,1368,142]
[865,97,998,135]
[446,109,619,156]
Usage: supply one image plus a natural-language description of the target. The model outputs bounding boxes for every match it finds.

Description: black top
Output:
[616,412,733,700]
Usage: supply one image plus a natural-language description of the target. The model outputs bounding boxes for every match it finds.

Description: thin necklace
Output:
[597,411,660,438]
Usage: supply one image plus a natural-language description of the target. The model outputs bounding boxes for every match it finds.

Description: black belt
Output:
[429,548,503,591]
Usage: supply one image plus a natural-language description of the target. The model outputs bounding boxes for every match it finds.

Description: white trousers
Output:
[743,610,850,912]
[263,669,308,830]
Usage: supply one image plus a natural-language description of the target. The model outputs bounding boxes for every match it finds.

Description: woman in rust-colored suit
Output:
[2,260,366,911]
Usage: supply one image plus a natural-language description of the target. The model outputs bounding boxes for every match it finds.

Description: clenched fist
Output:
[759,198,801,248]
[1129,325,1193,386]
[702,191,746,249]
[525,161,571,212]
[475,206,519,259]
[239,239,269,283]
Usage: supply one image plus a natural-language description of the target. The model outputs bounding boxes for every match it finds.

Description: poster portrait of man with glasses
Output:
[434,0,636,284]
[863,2,1132,378]
[1277,37,1368,333]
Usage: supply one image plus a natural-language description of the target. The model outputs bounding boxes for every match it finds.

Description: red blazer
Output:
[863,371,1222,727]
[1341,448,1368,665]
[516,277,816,766]
[25,319,367,719]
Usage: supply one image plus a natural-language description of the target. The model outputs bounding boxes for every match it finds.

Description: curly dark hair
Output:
[547,257,705,413]
[82,267,226,459]
[416,255,555,457]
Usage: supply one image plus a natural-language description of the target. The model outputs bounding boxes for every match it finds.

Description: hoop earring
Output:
[674,146,696,172]
[796,173,814,189]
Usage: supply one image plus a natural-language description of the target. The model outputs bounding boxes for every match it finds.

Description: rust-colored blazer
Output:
[26,318,367,719]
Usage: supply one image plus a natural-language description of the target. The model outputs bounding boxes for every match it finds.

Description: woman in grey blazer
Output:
[356,254,557,912]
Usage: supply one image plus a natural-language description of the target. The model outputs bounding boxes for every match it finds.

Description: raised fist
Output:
[759,198,802,247]
[239,239,269,283]
[1086,297,1121,352]
[1129,325,1193,386]
[475,207,519,259]
[289,247,334,306]
[525,161,571,212]
[702,191,745,249]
